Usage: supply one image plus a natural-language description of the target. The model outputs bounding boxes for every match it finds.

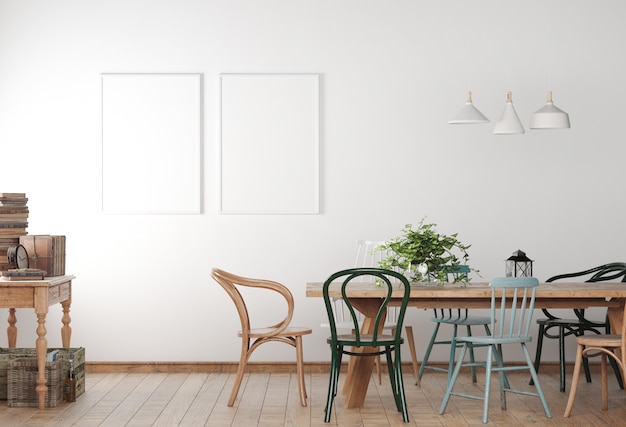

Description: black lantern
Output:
[506,249,533,277]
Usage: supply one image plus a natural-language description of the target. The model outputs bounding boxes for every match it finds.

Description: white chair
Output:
[320,240,419,384]
[355,240,419,383]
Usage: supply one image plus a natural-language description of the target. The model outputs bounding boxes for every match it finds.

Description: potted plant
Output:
[376,220,476,284]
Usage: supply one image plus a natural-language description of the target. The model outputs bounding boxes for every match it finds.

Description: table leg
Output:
[35,312,48,410]
[342,298,385,409]
[607,301,625,359]
[7,308,17,348]
[61,300,72,347]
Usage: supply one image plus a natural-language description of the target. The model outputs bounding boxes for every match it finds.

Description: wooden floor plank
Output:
[99,373,165,426]
[0,367,622,426]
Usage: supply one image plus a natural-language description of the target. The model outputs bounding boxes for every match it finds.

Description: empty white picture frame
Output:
[101,73,202,214]
[220,73,320,214]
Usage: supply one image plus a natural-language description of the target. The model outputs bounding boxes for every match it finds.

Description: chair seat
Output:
[432,315,492,326]
[328,334,402,347]
[576,334,621,347]
[458,335,532,345]
[537,317,596,326]
[242,327,313,338]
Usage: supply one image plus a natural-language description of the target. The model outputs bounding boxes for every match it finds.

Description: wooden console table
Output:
[0,275,75,409]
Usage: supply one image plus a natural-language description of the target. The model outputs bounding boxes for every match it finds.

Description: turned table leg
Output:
[61,300,72,347]
[35,312,48,410]
[7,308,17,348]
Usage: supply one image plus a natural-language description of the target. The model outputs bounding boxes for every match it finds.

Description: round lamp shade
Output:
[530,91,570,129]
[449,91,489,124]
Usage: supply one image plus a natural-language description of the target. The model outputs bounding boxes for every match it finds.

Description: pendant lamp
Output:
[529,91,570,129]
[493,91,525,134]
[448,91,489,124]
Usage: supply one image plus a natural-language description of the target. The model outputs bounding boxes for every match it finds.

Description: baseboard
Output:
[85,361,565,374]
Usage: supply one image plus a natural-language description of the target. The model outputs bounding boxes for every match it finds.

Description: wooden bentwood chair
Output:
[531,262,626,392]
[211,268,312,407]
[564,295,626,417]
[323,268,411,423]
[439,277,551,424]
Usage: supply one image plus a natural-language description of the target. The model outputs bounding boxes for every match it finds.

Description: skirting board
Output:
[85,361,566,374]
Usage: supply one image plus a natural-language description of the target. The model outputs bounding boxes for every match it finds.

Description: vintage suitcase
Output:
[18,235,66,276]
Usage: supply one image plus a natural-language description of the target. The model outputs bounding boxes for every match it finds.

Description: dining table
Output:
[306,280,626,409]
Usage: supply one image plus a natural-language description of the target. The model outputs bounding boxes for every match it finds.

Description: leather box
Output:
[18,235,65,276]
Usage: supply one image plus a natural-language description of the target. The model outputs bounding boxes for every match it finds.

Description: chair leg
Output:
[324,345,342,422]
[405,326,420,385]
[530,323,545,386]
[295,336,307,407]
[521,343,551,419]
[464,325,478,383]
[438,342,468,415]
[419,323,441,381]
[482,345,493,424]
[385,347,400,411]
[578,330,592,383]
[601,353,608,411]
[558,326,566,392]
[393,347,409,422]
[564,343,584,417]
[448,324,459,385]
[228,350,249,406]
[375,356,382,385]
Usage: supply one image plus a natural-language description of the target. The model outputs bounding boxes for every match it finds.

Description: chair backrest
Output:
[546,262,626,283]
[322,267,411,346]
[354,240,386,269]
[211,268,293,339]
[354,240,402,324]
[443,264,471,283]
[489,277,539,339]
[544,262,626,323]
[433,264,471,319]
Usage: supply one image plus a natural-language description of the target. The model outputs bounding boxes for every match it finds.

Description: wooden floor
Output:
[0,367,624,426]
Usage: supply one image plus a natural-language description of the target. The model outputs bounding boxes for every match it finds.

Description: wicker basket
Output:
[7,358,63,407]
[0,347,85,401]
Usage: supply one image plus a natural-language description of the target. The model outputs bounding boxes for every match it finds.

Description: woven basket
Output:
[0,347,85,401]
[7,358,63,407]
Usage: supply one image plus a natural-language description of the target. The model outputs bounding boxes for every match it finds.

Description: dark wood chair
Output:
[322,268,411,423]
[531,262,626,392]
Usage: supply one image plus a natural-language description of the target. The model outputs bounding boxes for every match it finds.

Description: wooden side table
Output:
[1,275,75,409]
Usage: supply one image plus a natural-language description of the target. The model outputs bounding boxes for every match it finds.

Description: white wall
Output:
[0,0,624,363]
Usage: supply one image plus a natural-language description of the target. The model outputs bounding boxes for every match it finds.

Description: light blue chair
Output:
[438,277,551,424]
[418,265,493,384]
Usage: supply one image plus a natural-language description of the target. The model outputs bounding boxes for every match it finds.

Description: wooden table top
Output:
[0,275,75,287]
[306,281,626,299]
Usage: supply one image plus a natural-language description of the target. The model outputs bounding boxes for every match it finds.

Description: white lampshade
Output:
[493,91,525,135]
[448,91,489,124]
[529,91,570,129]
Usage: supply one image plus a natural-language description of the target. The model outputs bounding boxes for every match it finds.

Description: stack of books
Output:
[0,193,28,272]
[2,268,46,280]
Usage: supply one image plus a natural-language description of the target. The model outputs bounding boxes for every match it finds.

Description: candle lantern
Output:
[506,249,533,277]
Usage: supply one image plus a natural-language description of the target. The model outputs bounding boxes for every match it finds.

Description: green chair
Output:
[439,277,551,424]
[322,267,411,423]
[531,262,626,392]
[418,265,493,385]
